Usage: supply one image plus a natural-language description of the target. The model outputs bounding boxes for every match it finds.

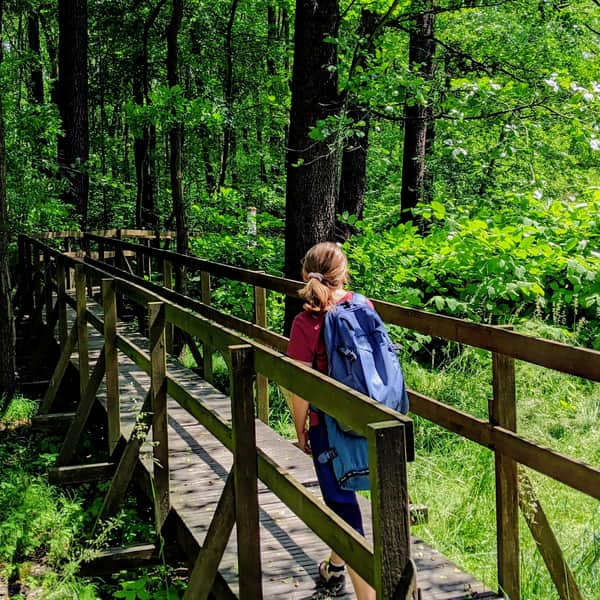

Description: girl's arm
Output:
[291,360,311,453]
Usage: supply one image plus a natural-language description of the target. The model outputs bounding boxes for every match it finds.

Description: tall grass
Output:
[403,322,600,599]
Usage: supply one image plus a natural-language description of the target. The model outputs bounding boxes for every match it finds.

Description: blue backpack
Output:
[320,293,409,491]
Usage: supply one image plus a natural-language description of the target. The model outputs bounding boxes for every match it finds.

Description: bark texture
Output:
[284,0,340,333]
[0,0,16,400]
[57,0,89,227]
[400,1,435,224]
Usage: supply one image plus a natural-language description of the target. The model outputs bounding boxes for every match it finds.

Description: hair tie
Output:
[308,272,323,282]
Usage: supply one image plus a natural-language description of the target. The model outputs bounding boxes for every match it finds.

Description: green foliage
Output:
[405,336,600,599]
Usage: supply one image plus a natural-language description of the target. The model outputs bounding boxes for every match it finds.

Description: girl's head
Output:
[299,242,348,313]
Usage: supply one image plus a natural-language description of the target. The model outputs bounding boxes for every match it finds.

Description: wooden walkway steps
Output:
[62,296,499,599]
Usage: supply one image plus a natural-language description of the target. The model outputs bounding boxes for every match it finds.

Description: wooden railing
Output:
[18,233,600,600]
[19,234,416,599]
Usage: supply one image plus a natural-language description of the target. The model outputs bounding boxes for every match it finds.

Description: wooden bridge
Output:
[13,231,600,599]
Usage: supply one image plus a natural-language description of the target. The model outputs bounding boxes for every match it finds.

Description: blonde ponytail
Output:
[299,243,348,313]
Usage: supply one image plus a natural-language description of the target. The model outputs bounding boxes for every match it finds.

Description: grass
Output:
[0,397,184,599]
[401,323,600,600]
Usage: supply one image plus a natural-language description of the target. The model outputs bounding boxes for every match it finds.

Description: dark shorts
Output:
[308,420,365,536]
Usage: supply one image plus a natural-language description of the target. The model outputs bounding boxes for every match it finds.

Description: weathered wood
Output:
[255,349,414,446]
[103,279,120,453]
[201,271,214,382]
[491,350,520,600]
[519,472,583,600]
[96,390,152,525]
[75,265,89,397]
[49,462,116,485]
[368,421,411,598]
[256,447,374,585]
[149,301,170,528]
[79,544,160,576]
[39,322,78,414]
[57,349,106,466]
[184,474,236,600]
[56,261,68,347]
[83,233,600,381]
[44,251,53,325]
[254,284,269,423]
[230,345,262,600]
[31,412,75,430]
[163,258,174,354]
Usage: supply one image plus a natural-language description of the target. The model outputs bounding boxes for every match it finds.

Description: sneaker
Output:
[317,559,346,597]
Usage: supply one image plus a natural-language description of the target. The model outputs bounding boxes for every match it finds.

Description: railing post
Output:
[201,271,213,382]
[75,265,89,399]
[23,238,34,315]
[43,250,53,325]
[491,343,520,600]
[163,258,174,354]
[56,261,68,347]
[33,249,42,313]
[63,237,72,289]
[229,344,262,600]
[83,235,93,297]
[103,279,120,454]
[253,283,269,423]
[149,301,169,529]
[368,420,413,599]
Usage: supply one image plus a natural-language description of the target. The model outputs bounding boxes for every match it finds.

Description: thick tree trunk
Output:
[27,11,44,104]
[57,0,89,228]
[400,1,435,224]
[218,0,240,188]
[133,3,164,229]
[167,0,188,296]
[283,0,340,333]
[337,9,379,241]
[0,0,16,401]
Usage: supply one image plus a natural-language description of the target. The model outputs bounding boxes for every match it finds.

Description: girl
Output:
[287,242,375,600]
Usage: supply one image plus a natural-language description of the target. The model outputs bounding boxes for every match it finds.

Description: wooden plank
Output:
[39,322,78,414]
[31,412,75,429]
[44,251,53,325]
[96,391,152,525]
[49,462,116,485]
[56,261,68,347]
[230,345,262,600]
[254,285,269,423]
[75,265,89,397]
[519,473,583,600]
[255,349,414,446]
[149,302,170,528]
[256,447,374,585]
[491,350,520,600]
[57,349,106,466]
[201,271,214,383]
[369,421,411,598]
[79,544,159,576]
[182,331,204,371]
[163,259,174,354]
[103,279,120,453]
[184,474,236,600]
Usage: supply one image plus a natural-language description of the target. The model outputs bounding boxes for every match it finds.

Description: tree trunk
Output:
[167,0,188,295]
[283,0,340,334]
[133,3,164,229]
[57,0,89,228]
[400,0,435,224]
[218,0,240,189]
[337,9,379,241]
[0,0,16,401]
[27,11,44,104]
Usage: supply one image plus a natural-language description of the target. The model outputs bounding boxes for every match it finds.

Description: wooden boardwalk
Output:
[71,297,499,600]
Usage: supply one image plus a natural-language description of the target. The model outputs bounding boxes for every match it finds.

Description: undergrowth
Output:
[401,319,600,599]
[0,397,184,599]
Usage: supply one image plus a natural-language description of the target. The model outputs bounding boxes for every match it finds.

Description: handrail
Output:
[20,233,599,600]
[82,232,600,382]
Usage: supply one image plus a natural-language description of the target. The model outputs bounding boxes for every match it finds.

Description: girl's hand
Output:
[294,429,311,454]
